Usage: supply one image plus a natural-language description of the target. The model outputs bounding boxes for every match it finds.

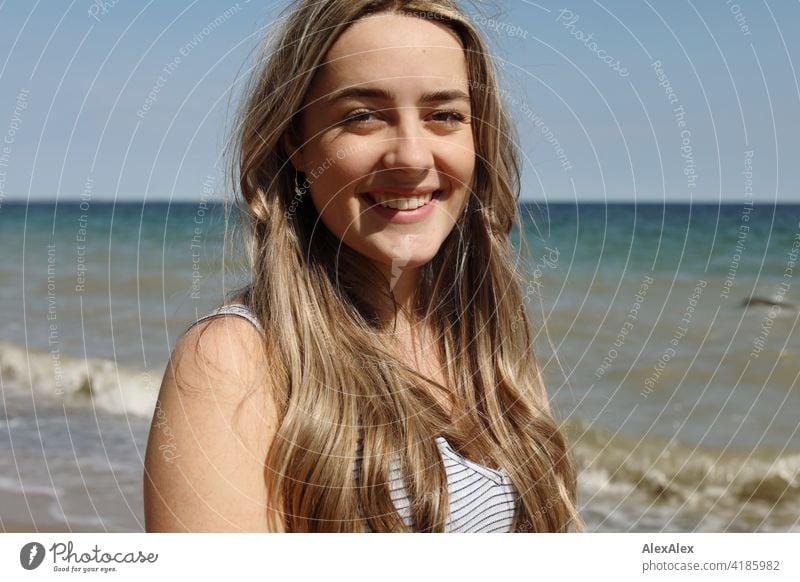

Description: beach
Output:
[1,201,798,532]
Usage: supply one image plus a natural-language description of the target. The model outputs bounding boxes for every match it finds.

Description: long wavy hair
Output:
[222,0,584,532]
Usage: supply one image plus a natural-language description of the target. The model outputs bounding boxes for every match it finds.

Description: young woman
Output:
[144,0,584,533]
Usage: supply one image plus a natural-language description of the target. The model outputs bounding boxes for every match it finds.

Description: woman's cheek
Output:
[334,145,376,182]
[311,143,370,190]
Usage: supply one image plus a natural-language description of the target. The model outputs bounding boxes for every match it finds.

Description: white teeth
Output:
[369,192,435,210]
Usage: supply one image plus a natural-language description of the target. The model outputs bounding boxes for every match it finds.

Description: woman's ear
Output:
[282,131,304,172]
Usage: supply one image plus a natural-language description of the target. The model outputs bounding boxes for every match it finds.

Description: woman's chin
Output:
[383,249,438,269]
[365,252,436,277]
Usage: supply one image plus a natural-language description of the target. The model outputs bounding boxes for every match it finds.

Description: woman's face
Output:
[286,12,475,280]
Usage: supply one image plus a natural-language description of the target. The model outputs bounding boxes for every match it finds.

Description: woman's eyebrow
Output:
[326,86,471,105]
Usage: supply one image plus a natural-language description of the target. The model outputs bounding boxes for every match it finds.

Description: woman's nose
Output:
[380,111,435,174]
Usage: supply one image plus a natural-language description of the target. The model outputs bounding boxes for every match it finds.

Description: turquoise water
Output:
[0,201,798,532]
[521,203,799,449]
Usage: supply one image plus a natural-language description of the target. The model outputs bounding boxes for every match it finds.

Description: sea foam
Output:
[0,341,158,418]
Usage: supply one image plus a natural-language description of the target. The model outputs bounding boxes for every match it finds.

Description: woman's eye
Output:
[343,110,375,125]
[342,109,468,127]
[431,110,467,125]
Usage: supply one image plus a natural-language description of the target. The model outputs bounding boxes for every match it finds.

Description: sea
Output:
[0,200,798,532]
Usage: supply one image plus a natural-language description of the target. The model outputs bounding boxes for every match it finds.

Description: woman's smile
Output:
[360,188,445,224]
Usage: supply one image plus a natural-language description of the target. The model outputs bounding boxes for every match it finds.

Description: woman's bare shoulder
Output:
[143,311,285,532]
[179,310,265,388]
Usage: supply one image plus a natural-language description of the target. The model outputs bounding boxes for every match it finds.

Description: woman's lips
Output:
[363,189,443,206]
[361,190,443,224]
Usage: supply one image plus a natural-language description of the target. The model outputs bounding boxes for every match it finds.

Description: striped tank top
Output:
[189,303,519,532]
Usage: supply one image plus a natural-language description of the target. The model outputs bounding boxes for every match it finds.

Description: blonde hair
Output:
[222,0,584,532]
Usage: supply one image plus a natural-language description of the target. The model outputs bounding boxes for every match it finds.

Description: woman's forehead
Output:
[329,12,463,56]
[311,13,469,99]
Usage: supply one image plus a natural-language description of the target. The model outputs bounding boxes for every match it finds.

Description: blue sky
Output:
[0,0,797,203]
